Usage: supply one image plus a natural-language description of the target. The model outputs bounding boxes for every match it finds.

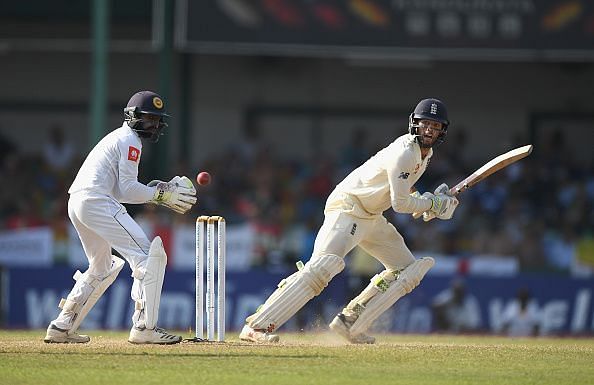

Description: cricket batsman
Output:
[240,98,459,343]
[44,91,197,344]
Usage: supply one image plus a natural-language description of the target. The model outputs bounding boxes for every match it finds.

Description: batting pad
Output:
[247,254,345,332]
[138,236,167,329]
[62,256,125,334]
[349,257,434,335]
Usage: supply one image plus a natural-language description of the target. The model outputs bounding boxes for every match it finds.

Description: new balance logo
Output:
[399,172,410,179]
[350,223,357,235]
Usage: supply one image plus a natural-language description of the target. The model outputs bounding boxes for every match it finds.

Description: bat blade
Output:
[412,144,533,220]
[449,144,533,195]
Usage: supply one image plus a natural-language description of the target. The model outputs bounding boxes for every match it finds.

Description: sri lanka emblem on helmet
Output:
[153,97,163,109]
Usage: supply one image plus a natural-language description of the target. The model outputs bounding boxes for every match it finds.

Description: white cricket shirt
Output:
[327,133,433,215]
[69,123,155,203]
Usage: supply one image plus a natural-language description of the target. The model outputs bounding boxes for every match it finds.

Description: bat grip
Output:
[450,183,467,196]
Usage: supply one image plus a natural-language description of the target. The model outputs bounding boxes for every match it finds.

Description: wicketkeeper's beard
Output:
[140,121,165,143]
[147,127,163,143]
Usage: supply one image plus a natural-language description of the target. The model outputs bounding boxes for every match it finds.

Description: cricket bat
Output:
[413,144,533,218]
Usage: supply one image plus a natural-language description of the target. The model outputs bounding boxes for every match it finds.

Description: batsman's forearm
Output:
[392,194,432,214]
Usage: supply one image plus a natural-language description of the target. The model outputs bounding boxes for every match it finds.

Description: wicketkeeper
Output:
[44,91,197,344]
[240,98,459,343]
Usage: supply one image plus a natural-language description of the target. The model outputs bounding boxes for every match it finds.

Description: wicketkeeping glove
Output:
[149,176,197,214]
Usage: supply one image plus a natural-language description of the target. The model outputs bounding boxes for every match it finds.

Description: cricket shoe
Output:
[44,324,90,344]
[239,325,280,343]
[128,326,182,345]
[329,313,375,344]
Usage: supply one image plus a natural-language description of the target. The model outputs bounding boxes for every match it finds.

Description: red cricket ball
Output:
[196,171,211,186]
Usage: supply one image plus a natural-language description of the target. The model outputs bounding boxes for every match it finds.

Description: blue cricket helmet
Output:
[124,90,170,142]
[408,98,449,147]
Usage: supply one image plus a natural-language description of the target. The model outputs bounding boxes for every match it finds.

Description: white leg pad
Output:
[343,269,400,318]
[349,257,434,335]
[136,236,167,329]
[62,256,125,334]
[247,254,344,332]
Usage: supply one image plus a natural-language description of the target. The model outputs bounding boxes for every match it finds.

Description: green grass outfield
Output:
[1,330,593,385]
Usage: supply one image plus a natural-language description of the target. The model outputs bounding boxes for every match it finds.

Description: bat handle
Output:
[416,183,465,218]
[453,184,468,196]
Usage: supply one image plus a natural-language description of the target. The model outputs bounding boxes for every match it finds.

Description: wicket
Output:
[195,216,226,342]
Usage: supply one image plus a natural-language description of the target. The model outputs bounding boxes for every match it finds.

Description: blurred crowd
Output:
[1,124,593,275]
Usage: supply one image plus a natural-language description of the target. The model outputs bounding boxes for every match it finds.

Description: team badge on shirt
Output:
[128,146,140,162]
[398,172,410,179]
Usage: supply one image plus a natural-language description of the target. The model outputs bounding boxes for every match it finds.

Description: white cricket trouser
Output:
[316,196,415,270]
[52,192,151,329]
[244,194,415,332]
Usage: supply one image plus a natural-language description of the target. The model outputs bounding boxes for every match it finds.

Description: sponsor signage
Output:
[5,267,594,334]
[0,228,53,267]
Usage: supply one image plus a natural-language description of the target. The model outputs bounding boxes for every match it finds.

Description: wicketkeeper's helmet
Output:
[124,90,170,143]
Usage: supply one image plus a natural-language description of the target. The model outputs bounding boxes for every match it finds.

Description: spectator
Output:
[4,199,46,229]
[43,125,75,173]
[339,127,370,175]
[431,279,481,333]
[543,222,577,272]
[500,289,541,337]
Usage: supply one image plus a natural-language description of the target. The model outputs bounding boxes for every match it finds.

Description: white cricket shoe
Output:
[128,327,182,345]
[329,313,375,344]
[44,324,90,344]
[239,325,280,343]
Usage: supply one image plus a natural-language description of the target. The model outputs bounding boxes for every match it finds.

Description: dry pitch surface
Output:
[1,330,593,385]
